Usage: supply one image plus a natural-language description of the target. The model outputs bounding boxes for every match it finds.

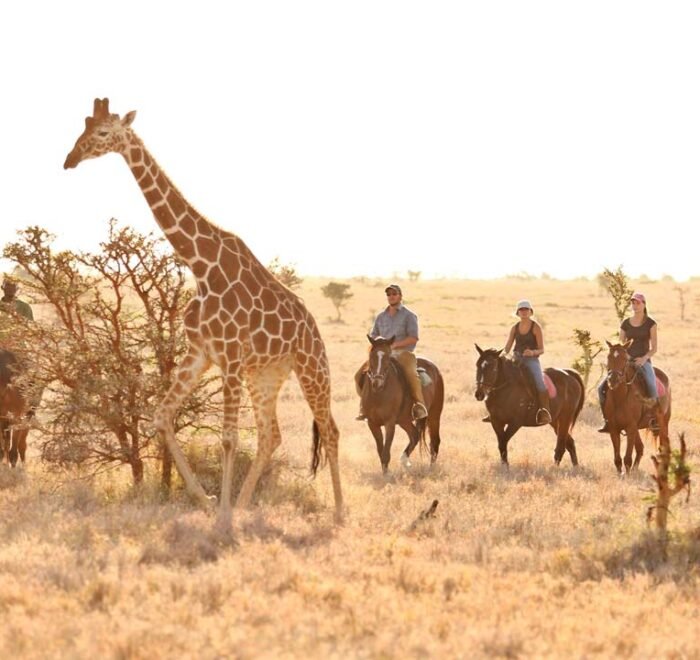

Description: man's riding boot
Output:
[597,420,610,433]
[396,352,428,421]
[648,397,662,432]
[536,390,552,425]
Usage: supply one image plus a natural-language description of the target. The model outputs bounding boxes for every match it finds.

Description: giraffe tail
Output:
[310,420,326,477]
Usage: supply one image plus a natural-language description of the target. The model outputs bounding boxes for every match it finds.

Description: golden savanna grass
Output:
[1,276,700,659]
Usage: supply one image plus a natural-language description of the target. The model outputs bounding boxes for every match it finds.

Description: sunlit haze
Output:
[2,1,699,281]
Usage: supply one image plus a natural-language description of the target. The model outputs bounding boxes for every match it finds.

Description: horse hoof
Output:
[400,452,412,468]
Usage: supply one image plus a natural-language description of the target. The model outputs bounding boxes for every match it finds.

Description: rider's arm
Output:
[392,336,418,350]
[646,324,658,361]
[504,326,516,354]
[530,323,544,357]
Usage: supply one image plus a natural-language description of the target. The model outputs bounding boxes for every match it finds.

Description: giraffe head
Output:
[64,98,137,169]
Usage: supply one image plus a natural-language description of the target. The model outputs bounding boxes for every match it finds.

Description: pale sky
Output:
[2,1,699,281]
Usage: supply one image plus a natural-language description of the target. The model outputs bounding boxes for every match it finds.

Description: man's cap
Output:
[630,292,646,304]
[385,284,402,295]
[515,299,533,313]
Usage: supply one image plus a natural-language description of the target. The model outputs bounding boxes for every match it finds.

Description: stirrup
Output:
[412,402,428,421]
[535,408,551,425]
[597,421,610,433]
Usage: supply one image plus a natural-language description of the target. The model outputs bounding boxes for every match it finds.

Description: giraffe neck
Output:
[122,133,213,269]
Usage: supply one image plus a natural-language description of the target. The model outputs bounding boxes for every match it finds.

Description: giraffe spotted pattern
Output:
[64,98,343,529]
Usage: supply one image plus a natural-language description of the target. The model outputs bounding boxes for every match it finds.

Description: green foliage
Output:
[571,328,603,391]
[267,257,303,290]
[2,222,223,486]
[600,266,633,323]
[321,281,353,322]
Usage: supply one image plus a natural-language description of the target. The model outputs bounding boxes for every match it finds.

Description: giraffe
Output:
[64,98,343,528]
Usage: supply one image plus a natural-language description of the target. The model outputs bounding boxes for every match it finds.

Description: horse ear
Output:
[388,335,395,345]
[496,349,503,357]
[605,339,613,349]
[367,334,375,345]
[475,343,484,356]
[623,339,633,350]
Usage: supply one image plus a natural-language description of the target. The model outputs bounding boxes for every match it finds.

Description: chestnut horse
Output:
[0,349,30,468]
[602,340,671,473]
[358,336,444,473]
[474,345,584,466]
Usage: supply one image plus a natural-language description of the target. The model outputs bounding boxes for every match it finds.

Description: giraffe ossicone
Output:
[64,98,343,527]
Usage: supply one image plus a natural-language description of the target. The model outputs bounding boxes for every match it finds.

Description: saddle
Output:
[509,359,556,402]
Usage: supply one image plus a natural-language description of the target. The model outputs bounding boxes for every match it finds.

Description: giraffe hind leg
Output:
[235,362,290,511]
[295,360,344,523]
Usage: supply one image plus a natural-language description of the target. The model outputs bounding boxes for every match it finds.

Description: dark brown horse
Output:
[0,349,30,468]
[358,336,444,473]
[474,345,585,466]
[602,340,671,473]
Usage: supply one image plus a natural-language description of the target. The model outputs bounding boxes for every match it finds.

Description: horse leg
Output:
[427,411,441,464]
[498,423,520,466]
[17,428,27,466]
[8,426,18,468]
[632,430,644,471]
[610,428,623,474]
[565,434,579,466]
[382,423,397,473]
[553,419,567,465]
[368,421,386,473]
[398,419,419,468]
[623,426,637,473]
[1,422,8,467]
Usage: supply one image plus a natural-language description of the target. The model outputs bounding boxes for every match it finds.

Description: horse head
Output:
[367,334,395,392]
[605,339,634,390]
[474,344,503,401]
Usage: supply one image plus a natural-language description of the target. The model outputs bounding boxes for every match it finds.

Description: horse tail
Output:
[416,417,429,456]
[566,369,586,431]
[310,420,324,476]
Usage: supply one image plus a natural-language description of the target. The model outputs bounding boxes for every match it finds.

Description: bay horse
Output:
[474,345,584,466]
[602,340,671,473]
[0,349,30,468]
[358,335,444,473]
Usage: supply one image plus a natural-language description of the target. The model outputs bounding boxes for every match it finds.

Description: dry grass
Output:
[2,277,700,658]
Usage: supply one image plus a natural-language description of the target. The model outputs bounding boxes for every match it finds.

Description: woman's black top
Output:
[620,316,656,358]
[513,321,539,354]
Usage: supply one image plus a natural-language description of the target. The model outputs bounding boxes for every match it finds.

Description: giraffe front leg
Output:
[154,347,214,510]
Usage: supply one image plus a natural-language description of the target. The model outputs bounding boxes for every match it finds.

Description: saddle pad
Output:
[417,368,432,388]
[543,373,557,399]
[655,377,666,398]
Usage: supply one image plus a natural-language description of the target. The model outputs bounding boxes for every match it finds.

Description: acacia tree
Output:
[571,328,603,391]
[2,222,222,487]
[321,282,353,322]
[600,266,633,323]
[267,257,303,290]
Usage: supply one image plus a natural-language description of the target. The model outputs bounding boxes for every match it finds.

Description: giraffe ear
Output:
[122,111,137,127]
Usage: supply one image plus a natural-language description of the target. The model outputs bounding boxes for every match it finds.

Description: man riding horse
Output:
[355,284,428,421]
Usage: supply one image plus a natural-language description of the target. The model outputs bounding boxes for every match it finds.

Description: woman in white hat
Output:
[597,291,658,432]
[503,299,551,425]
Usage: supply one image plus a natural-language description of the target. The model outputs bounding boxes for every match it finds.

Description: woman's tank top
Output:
[514,321,538,354]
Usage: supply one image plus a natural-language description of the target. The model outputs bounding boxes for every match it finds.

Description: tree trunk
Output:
[161,446,173,491]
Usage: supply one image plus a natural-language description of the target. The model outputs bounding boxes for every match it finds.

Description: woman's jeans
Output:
[598,359,658,408]
[516,355,546,392]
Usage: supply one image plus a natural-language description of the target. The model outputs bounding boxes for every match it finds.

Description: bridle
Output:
[476,354,505,397]
[367,345,393,391]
